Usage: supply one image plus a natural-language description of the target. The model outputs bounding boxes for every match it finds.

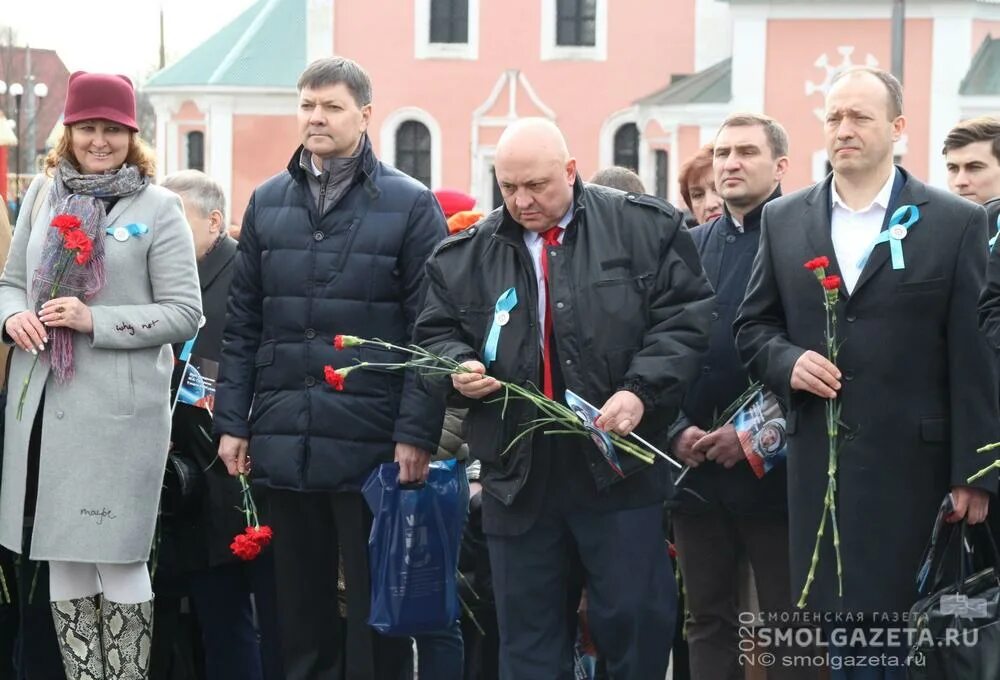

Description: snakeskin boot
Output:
[50,595,105,680]
[101,598,153,679]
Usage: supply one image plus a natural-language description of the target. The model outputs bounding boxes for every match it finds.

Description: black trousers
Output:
[488,500,676,680]
[268,489,410,680]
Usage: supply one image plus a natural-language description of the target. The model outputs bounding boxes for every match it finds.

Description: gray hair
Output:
[162,170,226,221]
[830,67,904,120]
[297,57,372,107]
[589,166,646,193]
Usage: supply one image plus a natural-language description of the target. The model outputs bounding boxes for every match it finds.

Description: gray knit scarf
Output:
[31,160,148,382]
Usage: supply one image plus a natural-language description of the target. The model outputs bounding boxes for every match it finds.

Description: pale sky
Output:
[4,0,258,84]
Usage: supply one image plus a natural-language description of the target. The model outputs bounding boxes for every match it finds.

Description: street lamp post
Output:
[9,82,23,219]
[5,80,47,221]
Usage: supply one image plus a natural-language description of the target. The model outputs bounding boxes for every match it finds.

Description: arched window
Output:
[187,131,205,171]
[613,123,639,173]
[395,121,432,188]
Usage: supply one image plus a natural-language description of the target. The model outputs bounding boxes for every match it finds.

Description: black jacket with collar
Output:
[168,235,247,569]
[413,179,714,507]
[214,136,448,491]
[669,188,787,515]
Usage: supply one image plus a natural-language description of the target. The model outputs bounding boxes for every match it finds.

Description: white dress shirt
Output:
[830,168,898,294]
[523,206,573,347]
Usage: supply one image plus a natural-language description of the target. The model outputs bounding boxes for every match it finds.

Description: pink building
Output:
[144,0,1000,224]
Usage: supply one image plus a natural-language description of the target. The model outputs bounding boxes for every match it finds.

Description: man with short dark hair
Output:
[214,56,448,680]
[736,67,998,678]
[668,113,814,680]
[943,116,1000,208]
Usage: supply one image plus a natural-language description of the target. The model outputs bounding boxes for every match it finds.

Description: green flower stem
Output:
[16,355,39,421]
[239,473,259,528]
[968,460,1000,484]
[796,268,844,608]
[345,339,660,465]
[16,250,76,421]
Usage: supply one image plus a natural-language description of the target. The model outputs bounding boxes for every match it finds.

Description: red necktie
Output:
[540,226,563,398]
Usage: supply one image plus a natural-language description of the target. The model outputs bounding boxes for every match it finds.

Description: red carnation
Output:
[51,214,82,236]
[324,365,344,391]
[63,229,94,265]
[245,525,273,547]
[822,275,841,291]
[230,533,262,561]
[668,542,677,560]
[333,334,362,350]
[804,256,830,271]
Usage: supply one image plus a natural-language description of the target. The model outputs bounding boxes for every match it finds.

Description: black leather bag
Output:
[160,449,205,520]
[906,496,1000,679]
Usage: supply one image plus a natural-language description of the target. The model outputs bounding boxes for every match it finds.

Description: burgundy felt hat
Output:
[62,71,139,131]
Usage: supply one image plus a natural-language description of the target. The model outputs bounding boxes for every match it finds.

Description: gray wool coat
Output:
[0,173,202,563]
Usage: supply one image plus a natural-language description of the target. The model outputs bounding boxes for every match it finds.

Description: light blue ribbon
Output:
[857,204,920,271]
[106,222,150,239]
[178,335,197,362]
[990,213,999,251]
[483,288,518,368]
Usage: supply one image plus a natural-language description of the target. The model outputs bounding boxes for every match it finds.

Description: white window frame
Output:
[414,0,479,60]
[541,0,607,62]
[380,107,443,189]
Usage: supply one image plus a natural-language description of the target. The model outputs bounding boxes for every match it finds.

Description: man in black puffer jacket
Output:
[214,57,447,680]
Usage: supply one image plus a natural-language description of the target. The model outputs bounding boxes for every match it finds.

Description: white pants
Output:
[48,561,152,604]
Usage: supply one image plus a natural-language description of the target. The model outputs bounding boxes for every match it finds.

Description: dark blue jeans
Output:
[414,618,464,679]
[188,553,284,680]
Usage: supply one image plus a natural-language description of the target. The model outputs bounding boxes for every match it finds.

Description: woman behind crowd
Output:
[0,72,202,679]
[678,143,723,225]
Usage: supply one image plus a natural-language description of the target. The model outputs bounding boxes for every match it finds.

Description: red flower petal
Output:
[323,365,345,391]
[804,256,830,271]
[334,335,345,350]
[245,525,273,547]
[822,275,841,291]
[51,214,82,231]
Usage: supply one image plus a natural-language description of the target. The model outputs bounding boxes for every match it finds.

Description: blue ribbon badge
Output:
[483,287,518,368]
[106,222,150,242]
[857,204,920,271]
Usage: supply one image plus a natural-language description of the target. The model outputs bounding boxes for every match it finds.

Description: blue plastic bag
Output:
[363,460,470,636]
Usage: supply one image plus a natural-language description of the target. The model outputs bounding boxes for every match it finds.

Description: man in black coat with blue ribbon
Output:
[414,118,714,680]
[735,67,999,679]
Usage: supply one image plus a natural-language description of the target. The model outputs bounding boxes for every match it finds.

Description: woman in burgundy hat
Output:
[0,71,202,679]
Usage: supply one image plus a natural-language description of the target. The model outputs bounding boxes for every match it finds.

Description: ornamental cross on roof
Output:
[805,46,879,121]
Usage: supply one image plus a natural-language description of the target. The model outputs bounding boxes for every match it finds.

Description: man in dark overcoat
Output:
[735,67,999,679]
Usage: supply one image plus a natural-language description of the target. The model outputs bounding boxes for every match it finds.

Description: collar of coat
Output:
[285,133,378,186]
[721,184,783,234]
[198,235,237,292]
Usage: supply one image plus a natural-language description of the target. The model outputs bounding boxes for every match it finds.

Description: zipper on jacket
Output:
[318,170,330,215]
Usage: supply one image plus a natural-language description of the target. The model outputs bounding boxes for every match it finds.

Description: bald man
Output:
[413,118,714,679]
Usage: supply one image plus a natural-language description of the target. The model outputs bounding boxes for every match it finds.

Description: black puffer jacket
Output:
[214,137,448,491]
[413,179,714,506]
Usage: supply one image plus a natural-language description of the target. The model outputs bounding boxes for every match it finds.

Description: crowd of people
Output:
[0,53,998,680]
